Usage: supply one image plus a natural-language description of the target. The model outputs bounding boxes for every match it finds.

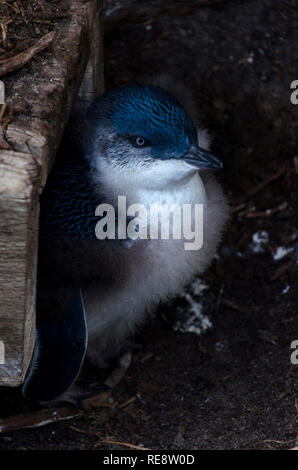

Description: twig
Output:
[264,439,296,444]
[271,256,296,281]
[0,351,132,434]
[231,203,246,213]
[118,396,138,409]
[83,351,132,409]
[95,438,150,451]
[0,22,8,47]
[17,0,27,23]
[0,1,18,12]
[245,202,287,218]
[0,30,56,77]
[16,0,27,23]
[246,167,286,197]
[0,406,83,434]
[32,19,52,25]
[232,167,286,209]
[220,298,248,313]
[70,425,151,450]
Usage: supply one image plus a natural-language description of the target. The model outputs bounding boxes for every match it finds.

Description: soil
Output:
[0,0,297,450]
[0,0,68,58]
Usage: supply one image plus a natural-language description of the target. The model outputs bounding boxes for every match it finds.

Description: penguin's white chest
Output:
[109,171,209,316]
[85,170,229,362]
[128,171,206,251]
[86,171,208,339]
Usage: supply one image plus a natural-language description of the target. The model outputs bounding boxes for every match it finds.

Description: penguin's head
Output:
[86,84,222,189]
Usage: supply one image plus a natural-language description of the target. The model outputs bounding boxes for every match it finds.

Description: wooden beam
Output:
[0,150,40,386]
[0,0,104,386]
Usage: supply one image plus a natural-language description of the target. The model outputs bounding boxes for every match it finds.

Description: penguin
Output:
[22,76,229,404]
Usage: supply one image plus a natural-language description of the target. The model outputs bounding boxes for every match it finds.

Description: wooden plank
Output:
[0,150,40,386]
[0,0,104,386]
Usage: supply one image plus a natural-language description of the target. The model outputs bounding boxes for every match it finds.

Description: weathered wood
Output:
[76,0,104,104]
[0,151,40,386]
[0,0,104,386]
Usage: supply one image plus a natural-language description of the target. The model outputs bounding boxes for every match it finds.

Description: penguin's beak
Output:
[182,145,223,170]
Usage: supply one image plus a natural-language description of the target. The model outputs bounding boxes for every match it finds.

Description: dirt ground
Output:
[0,0,298,450]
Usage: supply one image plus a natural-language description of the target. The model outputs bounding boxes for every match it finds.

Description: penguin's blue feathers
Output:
[88,84,198,159]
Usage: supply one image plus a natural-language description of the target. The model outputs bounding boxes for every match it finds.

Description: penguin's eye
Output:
[130,136,148,148]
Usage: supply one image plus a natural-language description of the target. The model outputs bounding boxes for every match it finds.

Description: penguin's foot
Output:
[39,383,109,409]
[87,339,141,370]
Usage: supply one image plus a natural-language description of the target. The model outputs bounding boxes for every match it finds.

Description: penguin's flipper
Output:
[22,290,87,403]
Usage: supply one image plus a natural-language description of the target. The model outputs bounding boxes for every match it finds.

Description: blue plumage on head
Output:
[88,84,198,158]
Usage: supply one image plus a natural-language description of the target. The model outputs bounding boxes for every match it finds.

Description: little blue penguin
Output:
[22,76,229,404]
